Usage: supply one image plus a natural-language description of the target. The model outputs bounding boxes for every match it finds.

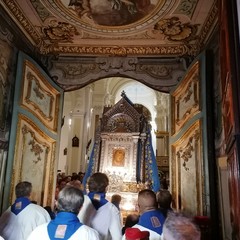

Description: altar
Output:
[83,92,160,213]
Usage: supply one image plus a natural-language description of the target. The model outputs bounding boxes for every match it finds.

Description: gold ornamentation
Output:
[2,0,216,57]
[28,138,43,163]
[11,114,56,207]
[171,120,203,214]
[154,17,199,42]
[22,124,49,164]
[171,61,200,135]
[198,3,218,48]
[121,182,146,192]
[47,143,56,207]
[176,129,200,171]
[43,20,79,43]
[43,44,198,56]
[21,59,61,133]
[3,0,41,45]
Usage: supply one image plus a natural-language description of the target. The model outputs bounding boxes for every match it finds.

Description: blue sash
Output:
[11,197,31,215]
[138,210,165,235]
[47,212,82,240]
[88,192,108,210]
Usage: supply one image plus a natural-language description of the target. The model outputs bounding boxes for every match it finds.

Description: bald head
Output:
[138,189,157,214]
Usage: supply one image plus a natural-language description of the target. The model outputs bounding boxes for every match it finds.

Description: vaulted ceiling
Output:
[1,0,218,91]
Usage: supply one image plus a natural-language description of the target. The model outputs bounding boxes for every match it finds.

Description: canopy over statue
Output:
[83,92,160,212]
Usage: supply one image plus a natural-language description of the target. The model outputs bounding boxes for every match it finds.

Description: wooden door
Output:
[170,52,218,237]
[170,59,203,215]
[219,0,240,238]
[2,52,63,210]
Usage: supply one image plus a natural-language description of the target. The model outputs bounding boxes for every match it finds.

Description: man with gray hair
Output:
[27,185,100,239]
[162,212,201,240]
[0,181,50,240]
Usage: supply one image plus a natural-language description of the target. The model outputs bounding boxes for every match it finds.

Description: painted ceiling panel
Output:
[1,0,217,56]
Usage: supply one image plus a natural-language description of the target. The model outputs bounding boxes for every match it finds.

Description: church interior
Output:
[0,0,240,239]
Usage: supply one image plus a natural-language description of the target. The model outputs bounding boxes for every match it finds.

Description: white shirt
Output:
[122,224,162,240]
[0,203,51,240]
[27,222,100,240]
[78,195,122,240]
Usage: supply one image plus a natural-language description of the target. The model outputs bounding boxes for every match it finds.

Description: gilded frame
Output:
[20,60,60,133]
[10,114,56,207]
[171,61,200,135]
[171,120,203,216]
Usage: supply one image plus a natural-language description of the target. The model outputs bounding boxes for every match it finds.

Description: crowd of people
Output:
[0,171,201,240]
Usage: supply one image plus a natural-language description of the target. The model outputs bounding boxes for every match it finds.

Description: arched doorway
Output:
[58,77,170,184]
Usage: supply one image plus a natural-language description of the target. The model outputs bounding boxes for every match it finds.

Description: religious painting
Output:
[72,135,79,147]
[62,0,157,26]
[112,148,125,167]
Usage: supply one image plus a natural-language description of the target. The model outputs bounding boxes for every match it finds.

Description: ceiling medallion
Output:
[49,0,172,33]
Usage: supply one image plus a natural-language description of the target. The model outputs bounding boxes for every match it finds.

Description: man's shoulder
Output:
[27,203,46,211]
[79,224,98,232]
[25,204,50,219]
[27,223,49,240]
[108,202,120,213]
[74,225,99,239]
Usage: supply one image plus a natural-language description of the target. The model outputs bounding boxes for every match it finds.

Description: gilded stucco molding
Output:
[11,114,56,206]
[171,120,203,214]
[154,17,199,42]
[21,60,60,133]
[171,61,200,135]
[2,0,41,45]
[22,124,50,163]
[47,142,56,207]
[42,20,79,43]
[43,44,198,56]
[198,2,218,48]
[1,0,216,57]
[176,128,200,171]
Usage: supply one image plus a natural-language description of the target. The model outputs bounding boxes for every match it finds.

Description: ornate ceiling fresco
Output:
[1,0,217,57]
